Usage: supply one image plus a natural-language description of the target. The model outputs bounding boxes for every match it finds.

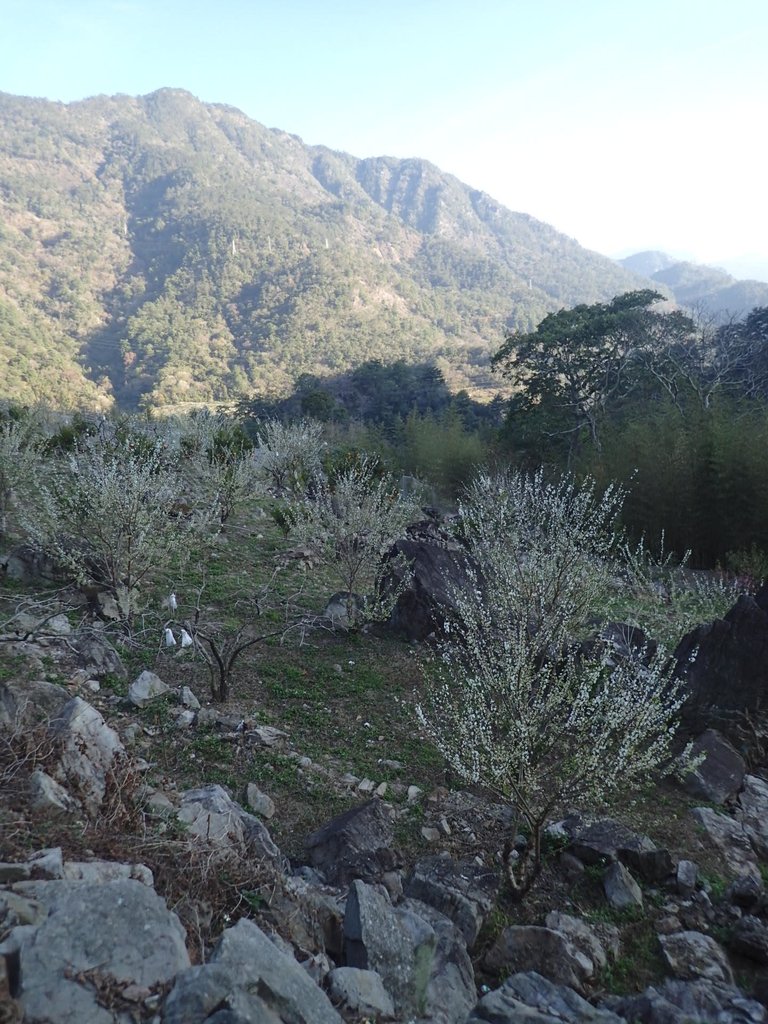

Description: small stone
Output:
[421,827,441,842]
[245,783,276,819]
[677,859,699,895]
[128,670,170,708]
[29,769,80,816]
[339,773,360,786]
[123,723,141,745]
[174,709,195,729]
[146,791,175,816]
[407,785,423,802]
[84,679,100,692]
[657,915,683,934]
[297,756,313,769]
[179,686,201,710]
[604,861,643,910]
[438,816,451,835]
[375,782,387,797]
[357,778,375,794]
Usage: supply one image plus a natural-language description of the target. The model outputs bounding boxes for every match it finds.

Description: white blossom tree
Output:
[417,469,691,894]
[21,432,215,623]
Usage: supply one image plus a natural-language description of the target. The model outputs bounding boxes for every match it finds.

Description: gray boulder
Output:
[690,806,761,881]
[163,917,342,1024]
[674,586,768,735]
[267,875,344,960]
[305,798,401,886]
[729,915,768,964]
[737,774,768,859]
[403,897,476,1024]
[49,697,125,816]
[405,853,499,948]
[545,912,619,972]
[560,816,673,882]
[245,782,275,819]
[128,669,170,707]
[0,678,70,731]
[467,971,625,1023]
[327,967,395,1017]
[382,522,480,641]
[659,930,734,984]
[606,978,767,1024]
[344,879,436,1018]
[177,784,285,870]
[28,769,80,816]
[484,926,595,995]
[603,862,643,911]
[4,878,190,1024]
[680,729,746,804]
[73,630,127,679]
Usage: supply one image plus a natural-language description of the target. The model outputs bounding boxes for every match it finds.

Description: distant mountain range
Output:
[619,251,768,319]
[0,88,762,411]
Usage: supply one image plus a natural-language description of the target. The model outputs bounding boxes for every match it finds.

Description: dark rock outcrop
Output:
[381,520,479,641]
[304,798,402,886]
[674,585,768,734]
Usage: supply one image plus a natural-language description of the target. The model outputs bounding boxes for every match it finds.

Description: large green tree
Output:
[492,290,695,463]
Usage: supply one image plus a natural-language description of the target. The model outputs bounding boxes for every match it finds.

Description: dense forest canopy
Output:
[0,88,654,411]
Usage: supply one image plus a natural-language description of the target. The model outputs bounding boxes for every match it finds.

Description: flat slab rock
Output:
[555,815,673,881]
[3,878,190,1024]
[164,917,341,1024]
[467,971,625,1023]
[405,853,499,947]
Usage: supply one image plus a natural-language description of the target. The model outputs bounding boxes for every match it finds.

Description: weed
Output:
[700,872,728,900]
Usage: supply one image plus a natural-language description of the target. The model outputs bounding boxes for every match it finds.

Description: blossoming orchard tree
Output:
[21,427,216,624]
[417,469,691,895]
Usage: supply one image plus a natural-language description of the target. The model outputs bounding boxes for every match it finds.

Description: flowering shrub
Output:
[254,418,324,494]
[287,454,419,626]
[417,469,692,894]
[21,433,215,622]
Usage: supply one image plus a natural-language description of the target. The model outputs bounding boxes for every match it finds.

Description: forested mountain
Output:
[619,251,768,318]
[0,88,653,411]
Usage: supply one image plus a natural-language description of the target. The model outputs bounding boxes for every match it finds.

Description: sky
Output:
[3,0,767,280]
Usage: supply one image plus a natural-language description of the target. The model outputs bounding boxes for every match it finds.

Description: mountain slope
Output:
[619,251,768,318]
[0,88,653,410]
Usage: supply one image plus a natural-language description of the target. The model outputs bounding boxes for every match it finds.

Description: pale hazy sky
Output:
[4,0,767,280]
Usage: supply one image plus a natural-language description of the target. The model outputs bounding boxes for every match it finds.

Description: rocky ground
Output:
[2,533,768,1022]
